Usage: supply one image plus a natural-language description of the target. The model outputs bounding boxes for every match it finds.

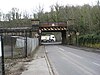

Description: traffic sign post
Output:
[76,32,80,46]
[0,35,5,75]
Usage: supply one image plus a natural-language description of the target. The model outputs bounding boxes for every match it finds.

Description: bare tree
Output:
[23,10,29,19]
[0,10,2,21]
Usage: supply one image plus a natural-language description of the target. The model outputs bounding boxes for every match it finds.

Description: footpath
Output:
[21,46,53,75]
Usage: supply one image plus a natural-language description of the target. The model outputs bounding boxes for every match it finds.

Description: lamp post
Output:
[76,32,80,46]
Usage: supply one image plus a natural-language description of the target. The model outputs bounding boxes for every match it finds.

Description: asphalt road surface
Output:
[41,42,61,45]
[0,58,2,75]
[45,45,100,75]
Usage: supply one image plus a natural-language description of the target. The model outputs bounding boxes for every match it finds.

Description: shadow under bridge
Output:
[39,22,67,45]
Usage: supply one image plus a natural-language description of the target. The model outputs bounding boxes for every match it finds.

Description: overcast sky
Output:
[0,0,98,13]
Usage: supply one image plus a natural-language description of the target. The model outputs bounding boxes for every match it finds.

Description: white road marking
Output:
[62,57,94,75]
[68,52,83,59]
[59,48,65,51]
[59,51,97,75]
[58,47,83,59]
[56,46,65,51]
[92,62,100,67]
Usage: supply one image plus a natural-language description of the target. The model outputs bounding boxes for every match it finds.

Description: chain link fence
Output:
[3,34,39,74]
[3,35,39,59]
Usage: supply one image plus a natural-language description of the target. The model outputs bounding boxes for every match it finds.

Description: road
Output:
[45,45,100,75]
[41,42,61,45]
[0,58,2,75]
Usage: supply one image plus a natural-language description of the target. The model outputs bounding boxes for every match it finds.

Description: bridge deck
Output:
[39,22,67,31]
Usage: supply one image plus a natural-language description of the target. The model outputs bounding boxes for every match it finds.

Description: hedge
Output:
[78,34,100,48]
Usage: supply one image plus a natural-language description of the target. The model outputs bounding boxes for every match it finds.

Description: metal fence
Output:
[3,35,39,59]
[1,35,39,75]
[0,28,39,75]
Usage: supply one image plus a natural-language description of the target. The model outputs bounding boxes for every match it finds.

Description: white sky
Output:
[0,0,98,13]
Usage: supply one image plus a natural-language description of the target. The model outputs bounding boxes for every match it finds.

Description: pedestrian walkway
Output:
[21,46,52,75]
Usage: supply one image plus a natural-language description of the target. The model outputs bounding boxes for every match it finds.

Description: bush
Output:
[78,34,100,48]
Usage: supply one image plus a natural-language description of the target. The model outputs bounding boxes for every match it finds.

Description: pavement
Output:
[21,46,53,75]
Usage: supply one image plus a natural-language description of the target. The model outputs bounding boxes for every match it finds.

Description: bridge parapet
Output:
[40,22,67,27]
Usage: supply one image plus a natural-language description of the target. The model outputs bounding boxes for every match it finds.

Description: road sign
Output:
[76,32,80,35]
[52,23,55,26]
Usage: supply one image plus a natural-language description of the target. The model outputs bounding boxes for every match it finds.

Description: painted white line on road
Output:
[56,46,65,51]
[92,62,100,67]
[59,51,97,75]
[58,47,83,59]
[62,57,94,75]
[59,48,65,51]
[68,52,83,59]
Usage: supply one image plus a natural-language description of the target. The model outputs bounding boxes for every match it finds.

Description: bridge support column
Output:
[29,31,32,37]
[61,31,67,44]
[39,34,41,45]
[38,30,41,45]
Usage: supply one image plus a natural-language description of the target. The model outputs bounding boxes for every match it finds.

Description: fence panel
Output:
[3,35,39,59]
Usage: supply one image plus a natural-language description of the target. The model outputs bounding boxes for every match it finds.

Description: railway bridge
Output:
[38,22,67,44]
[31,19,68,44]
[0,19,68,45]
